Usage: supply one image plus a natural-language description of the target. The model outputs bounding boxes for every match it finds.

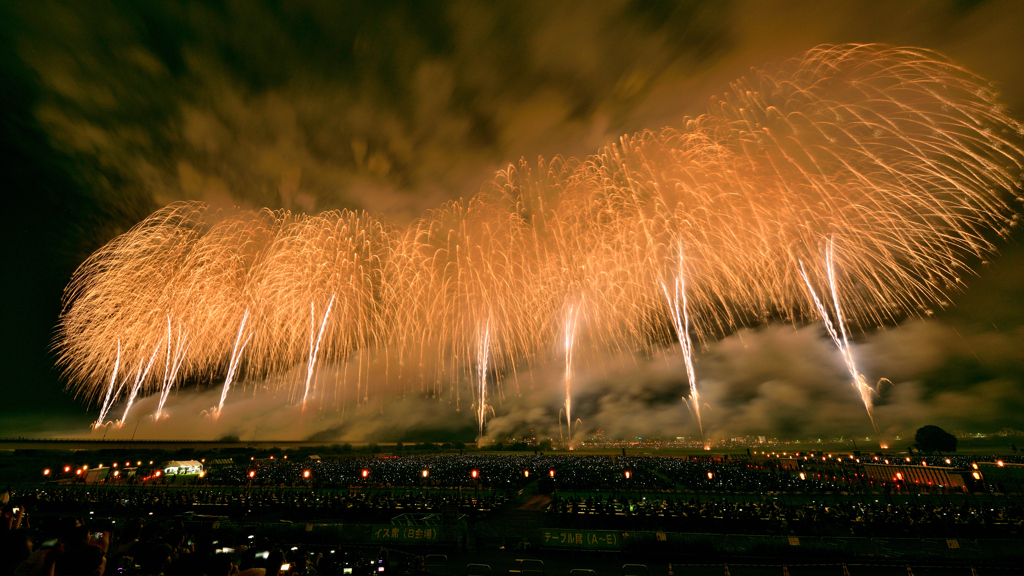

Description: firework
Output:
[560,298,583,443]
[660,248,703,441]
[56,45,1024,437]
[799,239,880,436]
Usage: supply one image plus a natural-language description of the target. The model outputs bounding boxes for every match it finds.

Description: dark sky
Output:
[2,0,1024,441]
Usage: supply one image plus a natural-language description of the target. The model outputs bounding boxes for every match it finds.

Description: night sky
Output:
[3,0,1024,441]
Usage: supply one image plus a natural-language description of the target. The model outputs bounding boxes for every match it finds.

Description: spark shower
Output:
[56,45,1024,440]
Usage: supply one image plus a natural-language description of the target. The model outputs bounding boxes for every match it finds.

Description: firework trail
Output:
[303,295,336,409]
[562,299,583,442]
[93,340,120,428]
[799,239,880,437]
[54,45,1024,437]
[475,320,492,440]
[155,316,190,419]
[660,249,703,441]
[120,338,163,425]
[216,309,252,416]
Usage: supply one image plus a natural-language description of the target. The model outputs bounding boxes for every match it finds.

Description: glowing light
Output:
[799,472,806,480]
[524,470,530,478]
[361,469,369,478]
[303,470,311,479]
[422,470,429,478]
[625,470,632,479]
[549,469,555,478]
[706,472,713,480]
[248,470,255,478]
[997,461,1005,467]
[972,472,981,480]
[43,469,51,476]
[471,469,478,479]
[64,466,71,472]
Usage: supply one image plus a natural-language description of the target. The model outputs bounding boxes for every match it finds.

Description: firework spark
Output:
[55,45,1024,438]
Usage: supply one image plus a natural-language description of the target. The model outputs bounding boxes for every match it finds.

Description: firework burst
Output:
[57,45,1024,437]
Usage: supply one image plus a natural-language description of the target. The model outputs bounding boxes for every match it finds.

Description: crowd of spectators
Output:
[1,499,407,575]
[205,455,547,490]
[189,455,838,493]
[169,454,1023,493]
[201,454,691,492]
[3,453,1022,575]
[49,453,1023,496]
[25,487,506,524]
[546,494,1024,538]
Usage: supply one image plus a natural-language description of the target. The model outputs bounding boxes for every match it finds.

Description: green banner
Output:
[541,529,621,549]
[371,525,440,543]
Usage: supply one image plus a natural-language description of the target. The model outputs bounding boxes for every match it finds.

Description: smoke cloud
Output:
[13,1,1023,226]
[486,319,1024,442]
[52,316,1019,443]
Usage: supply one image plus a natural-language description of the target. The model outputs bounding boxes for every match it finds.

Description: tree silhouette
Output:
[915,425,957,453]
